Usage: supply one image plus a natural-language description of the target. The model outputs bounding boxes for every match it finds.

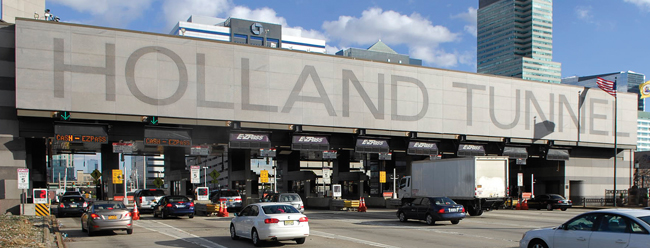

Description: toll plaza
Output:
[0,18,638,213]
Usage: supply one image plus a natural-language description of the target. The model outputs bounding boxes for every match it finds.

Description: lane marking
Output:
[135,220,227,248]
[311,230,401,248]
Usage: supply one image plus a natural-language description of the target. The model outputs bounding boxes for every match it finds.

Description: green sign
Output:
[143,116,159,125]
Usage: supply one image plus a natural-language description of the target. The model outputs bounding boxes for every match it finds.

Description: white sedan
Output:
[230,202,309,246]
[520,209,650,248]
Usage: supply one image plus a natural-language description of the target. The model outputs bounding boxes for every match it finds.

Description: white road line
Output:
[134,220,227,248]
[311,230,401,248]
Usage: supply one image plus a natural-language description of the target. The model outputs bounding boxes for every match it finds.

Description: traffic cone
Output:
[222,203,229,217]
[515,200,521,210]
[522,199,529,210]
[132,202,140,220]
[217,202,225,217]
[358,197,367,212]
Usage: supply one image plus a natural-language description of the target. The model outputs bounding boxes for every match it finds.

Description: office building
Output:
[336,40,422,65]
[170,15,326,53]
[477,0,562,84]
[131,155,165,189]
[562,71,646,111]
[638,111,650,152]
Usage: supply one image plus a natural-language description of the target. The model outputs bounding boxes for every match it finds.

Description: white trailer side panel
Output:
[474,157,508,198]
[412,158,475,198]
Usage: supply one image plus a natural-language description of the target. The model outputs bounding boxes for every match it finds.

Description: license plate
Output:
[70,204,77,207]
[108,215,117,220]
[448,208,458,212]
[284,220,294,225]
[176,205,185,208]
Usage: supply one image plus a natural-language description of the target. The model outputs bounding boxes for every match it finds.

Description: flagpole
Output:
[613,78,618,207]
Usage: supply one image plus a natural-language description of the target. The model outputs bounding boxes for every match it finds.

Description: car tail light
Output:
[166,203,172,207]
[219,198,227,202]
[235,198,242,202]
[189,202,194,207]
[474,187,477,196]
[264,218,280,224]
[568,200,572,203]
[126,212,132,217]
[438,209,445,214]
[90,213,100,220]
[82,202,88,208]
[59,203,64,208]
[299,217,308,222]
[558,201,562,203]
[461,207,465,213]
[139,197,143,203]
[300,206,304,210]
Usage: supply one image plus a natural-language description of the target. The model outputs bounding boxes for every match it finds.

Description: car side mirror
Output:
[558,224,566,230]
[234,213,238,217]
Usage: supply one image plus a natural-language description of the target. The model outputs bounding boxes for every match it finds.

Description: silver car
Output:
[134,189,165,212]
[81,201,133,236]
[262,193,305,213]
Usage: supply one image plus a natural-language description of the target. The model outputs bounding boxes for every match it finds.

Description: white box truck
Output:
[398,156,509,216]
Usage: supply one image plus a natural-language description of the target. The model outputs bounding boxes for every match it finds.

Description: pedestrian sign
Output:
[260,169,269,183]
[112,169,123,184]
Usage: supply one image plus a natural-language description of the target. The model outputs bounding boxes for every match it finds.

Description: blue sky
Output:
[45,0,650,79]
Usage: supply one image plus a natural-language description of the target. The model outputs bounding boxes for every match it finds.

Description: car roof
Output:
[249,202,294,207]
[589,209,650,218]
[91,201,124,205]
[61,195,84,198]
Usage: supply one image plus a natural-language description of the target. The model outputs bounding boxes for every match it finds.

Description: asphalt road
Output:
[57,208,593,248]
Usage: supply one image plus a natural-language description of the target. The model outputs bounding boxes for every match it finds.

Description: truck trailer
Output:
[398,156,509,216]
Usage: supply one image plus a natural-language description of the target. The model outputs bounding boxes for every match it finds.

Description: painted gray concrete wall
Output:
[565,155,633,199]
[0,23,25,214]
[14,19,637,146]
[1,0,45,23]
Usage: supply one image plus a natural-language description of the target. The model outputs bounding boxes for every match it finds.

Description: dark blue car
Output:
[153,195,195,219]
[397,197,466,225]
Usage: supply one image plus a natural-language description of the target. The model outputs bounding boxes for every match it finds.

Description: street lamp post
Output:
[202,166,208,188]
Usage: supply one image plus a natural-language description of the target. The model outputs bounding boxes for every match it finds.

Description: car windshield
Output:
[142,190,165,196]
[549,194,565,200]
[220,191,239,197]
[62,197,84,203]
[431,197,456,205]
[95,203,126,210]
[279,194,301,202]
[168,196,190,203]
[639,216,650,225]
[262,205,300,214]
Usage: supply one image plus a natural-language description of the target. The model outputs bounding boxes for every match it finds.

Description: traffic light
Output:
[52,111,71,121]
[141,116,159,125]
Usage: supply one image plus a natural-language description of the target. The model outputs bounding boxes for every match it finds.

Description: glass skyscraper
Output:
[477,0,562,84]
[562,71,646,111]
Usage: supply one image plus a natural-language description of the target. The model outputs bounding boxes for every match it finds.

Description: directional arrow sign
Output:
[150,116,158,125]
[61,111,70,120]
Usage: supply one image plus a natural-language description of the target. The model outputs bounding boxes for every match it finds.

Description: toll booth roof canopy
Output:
[503,146,528,159]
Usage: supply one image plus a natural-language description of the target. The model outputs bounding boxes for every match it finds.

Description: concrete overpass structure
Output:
[0,18,638,213]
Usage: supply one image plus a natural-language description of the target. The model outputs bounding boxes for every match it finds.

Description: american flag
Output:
[596,77,616,97]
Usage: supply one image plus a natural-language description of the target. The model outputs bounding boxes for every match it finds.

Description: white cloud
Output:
[625,0,650,11]
[162,0,232,29]
[48,0,156,27]
[575,6,592,21]
[452,7,477,37]
[227,6,326,40]
[322,8,461,67]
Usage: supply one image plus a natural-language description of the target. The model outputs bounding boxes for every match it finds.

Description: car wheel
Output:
[528,239,548,248]
[230,225,239,240]
[561,208,567,211]
[127,229,133,235]
[398,212,408,222]
[295,237,306,244]
[451,220,460,225]
[425,214,435,225]
[189,214,194,219]
[162,210,168,219]
[252,229,263,247]
[153,211,158,218]
[546,204,553,211]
